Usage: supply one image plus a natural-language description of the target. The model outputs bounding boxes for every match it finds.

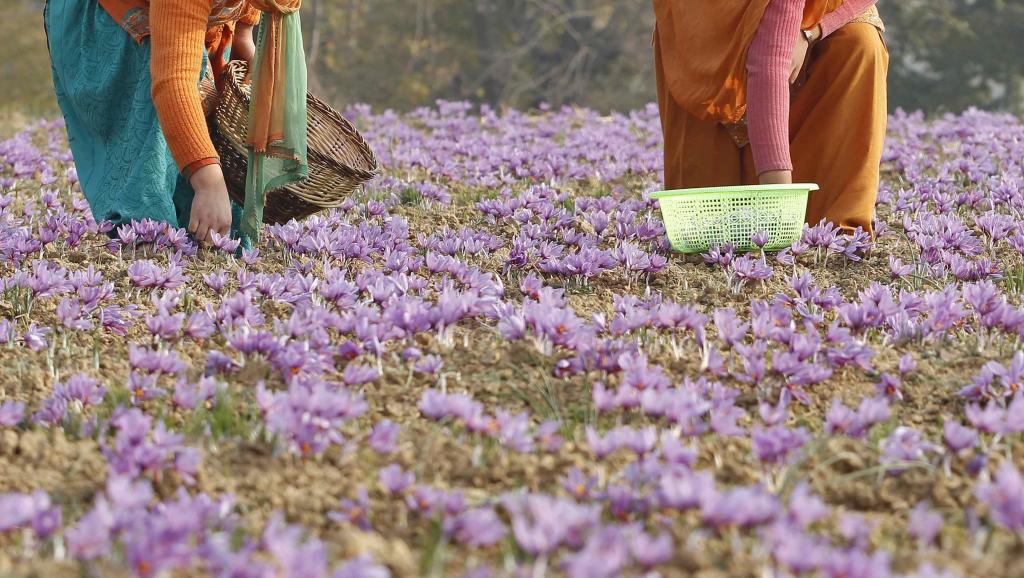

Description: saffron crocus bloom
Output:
[965,400,1006,434]
[786,483,830,529]
[65,498,114,559]
[838,512,876,549]
[908,501,943,547]
[445,507,508,548]
[329,488,372,531]
[503,494,601,556]
[368,420,400,454]
[342,363,380,386]
[378,464,415,496]
[561,468,599,501]
[0,491,53,534]
[906,564,963,578]
[208,230,241,253]
[22,323,49,352]
[630,531,673,568]
[0,401,25,427]
[818,548,892,578]
[880,427,938,468]
[700,484,778,529]
[942,419,978,453]
[898,353,918,375]
[975,461,1024,531]
[751,426,810,465]
[54,373,106,409]
[332,555,392,578]
[415,355,444,375]
[876,373,903,401]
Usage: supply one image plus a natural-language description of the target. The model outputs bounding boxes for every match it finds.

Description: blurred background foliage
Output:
[3,0,1022,117]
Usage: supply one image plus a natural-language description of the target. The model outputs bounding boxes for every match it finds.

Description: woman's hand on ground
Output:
[759,170,794,185]
[188,164,232,244]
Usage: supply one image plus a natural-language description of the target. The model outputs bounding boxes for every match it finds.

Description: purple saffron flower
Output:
[785,483,830,529]
[378,464,415,496]
[880,427,938,468]
[0,401,25,427]
[329,488,372,531]
[332,555,392,578]
[342,363,380,386]
[65,501,112,559]
[445,507,508,548]
[561,467,599,501]
[838,512,876,549]
[55,373,106,409]
[504,494,601,556]
[630,531,673,568]
[405,485,445,516]
[22,323,49,352]
[906,564,962,578]
[975,461,1024,532]
[908,501,943,547]
[700,484,779,529]
[965,400,1007,434]
[415,355,444,375]
[536,420,564,453]
[0,491,53,534]
[368,420,400,454]
[751,425,811,465]
[32,397,68,427]
[208,230,241,253]
[943,419,978,453]
[876,373,903,401]
[898,354,918,375]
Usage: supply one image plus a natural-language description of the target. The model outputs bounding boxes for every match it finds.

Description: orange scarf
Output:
[653,0,844,124]
[244,0,302,155]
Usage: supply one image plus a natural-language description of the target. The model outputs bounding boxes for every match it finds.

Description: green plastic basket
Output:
[651,184,818,254]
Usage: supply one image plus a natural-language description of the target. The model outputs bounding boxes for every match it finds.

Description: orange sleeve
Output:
[150,0,220,173]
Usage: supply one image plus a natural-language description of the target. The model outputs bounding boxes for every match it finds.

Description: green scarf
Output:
[241,10,308,241]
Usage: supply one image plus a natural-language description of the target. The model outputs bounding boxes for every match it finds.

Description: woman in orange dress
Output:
[653,0,888,234]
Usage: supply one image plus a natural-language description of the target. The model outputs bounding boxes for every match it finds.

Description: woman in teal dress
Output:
[44,0,307,246]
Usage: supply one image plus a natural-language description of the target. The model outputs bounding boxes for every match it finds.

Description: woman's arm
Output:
[745,0,804,180]
[150,0,232,242]
[818,0,878,39]
[150,0,219,176]
[234,4,262,66]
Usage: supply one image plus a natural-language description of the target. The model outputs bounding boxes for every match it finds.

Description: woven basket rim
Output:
[217,60,380,181]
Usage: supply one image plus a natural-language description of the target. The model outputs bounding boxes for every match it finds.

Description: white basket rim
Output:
[651,183,819,199]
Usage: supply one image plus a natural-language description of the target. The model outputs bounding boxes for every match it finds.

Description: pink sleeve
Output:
[819,0,878,38]
[745,0,803,175]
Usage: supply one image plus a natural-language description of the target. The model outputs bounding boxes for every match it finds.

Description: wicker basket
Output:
[207,60,380,225]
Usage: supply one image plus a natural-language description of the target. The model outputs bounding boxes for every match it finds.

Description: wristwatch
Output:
[802,28,816,44]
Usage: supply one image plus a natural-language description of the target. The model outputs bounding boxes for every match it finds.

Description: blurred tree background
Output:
[3,0,1022,117]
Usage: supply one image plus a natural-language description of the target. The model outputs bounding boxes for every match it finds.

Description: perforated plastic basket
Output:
[651,184,818,254]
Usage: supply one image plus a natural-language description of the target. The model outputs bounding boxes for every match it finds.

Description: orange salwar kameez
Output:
[654,3,889,234]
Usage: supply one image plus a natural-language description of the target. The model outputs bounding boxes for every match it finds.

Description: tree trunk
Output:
[473,0,500,105]
[306,0,324,95]
[1008,70,1023,116]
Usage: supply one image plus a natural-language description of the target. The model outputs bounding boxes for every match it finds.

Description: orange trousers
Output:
[656,23,889,233]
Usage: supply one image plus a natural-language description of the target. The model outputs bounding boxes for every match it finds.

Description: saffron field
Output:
[1,104,1023,577]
